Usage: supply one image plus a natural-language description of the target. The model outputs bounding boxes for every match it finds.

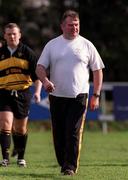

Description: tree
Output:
[80,0,128,81]
[0,0,24,24]
[0,0,128,81]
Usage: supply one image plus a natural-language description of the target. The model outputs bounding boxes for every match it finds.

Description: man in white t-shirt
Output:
[36,10,104,176]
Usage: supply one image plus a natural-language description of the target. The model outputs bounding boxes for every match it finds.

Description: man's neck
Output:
[7,46,17,55]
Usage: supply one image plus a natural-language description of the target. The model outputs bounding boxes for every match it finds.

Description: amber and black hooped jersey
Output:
[0,42,38,90]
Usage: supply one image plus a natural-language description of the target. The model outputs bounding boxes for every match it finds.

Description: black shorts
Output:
[0,88,32,119]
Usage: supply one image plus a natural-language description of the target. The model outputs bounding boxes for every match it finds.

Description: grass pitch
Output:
[0,128,128,179]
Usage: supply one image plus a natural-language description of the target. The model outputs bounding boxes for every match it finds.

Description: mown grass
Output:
[0,125,128,179]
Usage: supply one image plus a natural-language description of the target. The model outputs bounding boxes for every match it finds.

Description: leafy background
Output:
[0,0,128,82]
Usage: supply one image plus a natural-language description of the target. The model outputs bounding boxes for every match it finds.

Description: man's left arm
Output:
[90,69,103,111]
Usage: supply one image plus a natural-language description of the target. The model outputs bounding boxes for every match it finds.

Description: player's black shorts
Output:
[0,88,32,119]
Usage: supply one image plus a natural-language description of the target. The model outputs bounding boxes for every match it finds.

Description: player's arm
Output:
[33,80,42,103]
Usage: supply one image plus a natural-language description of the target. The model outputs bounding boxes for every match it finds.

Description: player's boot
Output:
[17,159,27,167]
[0,159,9,167]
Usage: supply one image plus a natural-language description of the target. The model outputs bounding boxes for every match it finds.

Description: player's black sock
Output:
[12,133,18,156]
[0,131,11,160]
[12,132,28,159]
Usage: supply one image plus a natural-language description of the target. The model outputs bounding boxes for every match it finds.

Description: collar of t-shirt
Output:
[7,46,17,56]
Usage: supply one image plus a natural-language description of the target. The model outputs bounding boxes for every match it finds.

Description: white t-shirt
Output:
[37,35,105,98]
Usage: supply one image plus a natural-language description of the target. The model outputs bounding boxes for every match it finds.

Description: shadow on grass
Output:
[0,172,63,179]
[0,165,69,180]
[81,163,128,167]
[0,171,73,180]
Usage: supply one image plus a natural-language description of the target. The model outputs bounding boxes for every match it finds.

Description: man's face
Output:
[61,16,80,40]
[4,27,21,48]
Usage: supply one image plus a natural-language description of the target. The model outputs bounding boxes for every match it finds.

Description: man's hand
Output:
[43,79,55,93]
[89,95,100,111]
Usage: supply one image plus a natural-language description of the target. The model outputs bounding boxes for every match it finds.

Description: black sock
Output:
[12,133,18,151]
[0,131,11,160]
[12,132,28,159]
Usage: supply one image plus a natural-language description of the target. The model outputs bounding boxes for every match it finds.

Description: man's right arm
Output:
[36,64,55,93]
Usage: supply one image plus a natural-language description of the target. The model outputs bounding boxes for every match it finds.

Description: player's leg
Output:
[12,89,31,167]
[0,111,13,166]
[13,118,28,167]
[11,123,18,157]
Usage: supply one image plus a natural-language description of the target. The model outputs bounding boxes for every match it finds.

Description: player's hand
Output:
[33,93,41,104]
[89,95,99,111]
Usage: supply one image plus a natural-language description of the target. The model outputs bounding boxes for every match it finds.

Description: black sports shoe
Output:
[63,169,75,176]
[61,167,64,174]
[17,159,27,167]
[0,159,9,167]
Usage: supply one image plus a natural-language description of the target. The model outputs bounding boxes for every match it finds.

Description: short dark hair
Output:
[4,23,21,33]
[61,10,79,23]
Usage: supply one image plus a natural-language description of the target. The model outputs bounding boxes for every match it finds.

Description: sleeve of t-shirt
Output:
[89,43,105,71]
